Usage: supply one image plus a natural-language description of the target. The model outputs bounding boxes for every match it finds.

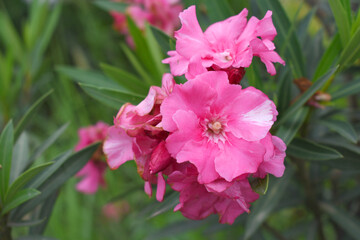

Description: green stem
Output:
[0,214,12,240]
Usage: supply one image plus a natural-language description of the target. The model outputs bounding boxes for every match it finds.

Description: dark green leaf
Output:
[320,119,358,144]
[0,121,14,203]
[12,144,99,219]
[100,63,149,95]
[7,218,45,227]
[149,26,175,55]
[14,90,53,141]
[5,162,53,204]
[244,168,294,239]
[205,0,234,22]
[287,137,343,161]
[250,175,269,195]
[276,67,337,126]
[331,77,360,100]
[320,202,360,239]
[276,107,309,145]
[93,1,128,12]
[140,192,179,219]
[80,83,144,109]
[339,26,360,69]
[1,189,40,215]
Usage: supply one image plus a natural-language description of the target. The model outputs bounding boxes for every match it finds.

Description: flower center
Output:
[217,50,233,62]
[208,121,222,134]
[203,118,227,143]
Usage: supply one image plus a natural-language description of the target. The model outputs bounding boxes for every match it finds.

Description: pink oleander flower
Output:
[75,122,109,194]
[162,5,285,83]
[167,163,259,224]
[161,71,281,184]
[103,74,176,201]
[111,0,182,46]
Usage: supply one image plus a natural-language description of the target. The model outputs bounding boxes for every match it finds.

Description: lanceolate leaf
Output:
[287,137,343,161]
[339,26,360,69]
[93,1,128,12]
[328,0,351,46]
[1,189,40,215]
[150,26,175,55]
[0,121,14,203]
[331,77,360,100]
[320,119,358,144]
[276,67,337,126]
[14,90,53,141]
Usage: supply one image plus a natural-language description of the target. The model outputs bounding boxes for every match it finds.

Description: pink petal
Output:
[256,11,277,41]
[103,126,134,169]
[149,140,172,174]
[156,173,166,201]
[144,181,152,197]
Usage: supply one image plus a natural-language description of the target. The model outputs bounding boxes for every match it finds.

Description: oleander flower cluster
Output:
[103,5,286,224]
[111,0,183,46]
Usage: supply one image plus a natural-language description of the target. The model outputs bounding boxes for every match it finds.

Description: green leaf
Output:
[255,0,305,77]
[320,202,360,239]
[320,119,358,144]
[5,162,53,204]
[313,34,342,81]
[244,168,294,239]
[250,175,269,195]
[1,189,40,215]
[80,83,144,109]
[276,67,337,126]
[100,63,149,95]
[149,26,175,55]
[331,77,360,100]
[12,144,99,219]
[0,12,24,61]
[7,218,45,227]
[0,120,14,204]
[56,66,121,89]
[10,132,30,184]
[328,0,351,46]
[287,137,343,161]
[276,68,293,114]
[339,26,360,69]
[93,1,128,12]
[205,0,234,22]
[140,192,179,219]
[14,89,53,141]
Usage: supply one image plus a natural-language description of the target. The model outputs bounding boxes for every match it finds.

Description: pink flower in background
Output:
[75,122,109,194]
[161,71,278,183]
[162,6,285,83]
[111,0,182,46]
[103,74,176,201]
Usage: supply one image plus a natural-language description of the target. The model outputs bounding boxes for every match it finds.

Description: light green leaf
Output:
[100,63,149,95]
[287,137,343,161]
[328,0,351,46]
[276,67,337,126]
[320,202,360,239]
[339,26,360,69]
[0,121,14,203]
[244,168,294,239]
[10,132,30,184]
[320,119,358,143]
[1,189,40,215]
[5,162,53,204]
[14,90,53,141]
[0,12,24,61]
[149,26,175,55]
[93,1,128,12]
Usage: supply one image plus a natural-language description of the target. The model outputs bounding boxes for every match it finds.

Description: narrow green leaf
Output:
[320,119,358,144]
[121,43,153,85]
[100,63,149,95]
[80,83,144,109]
[93,1,128,12]
[14,90,53,141]
[287,137,343,161]
[10,132,30,184]
[255,0,305,77]
[0,121,14,203]
[331,77,360,100]
[276,107,309,145]
[205,0,234,22]
[313,34,342,81]
[250,175,269,195]
[339,26,360,68]
[276,67,337,126]
[149,26,175,55]
[7,218,45,227]
[1,189,40,215]
[17,236,57,240]
[12,144,99,219]
[320,202,360,239]
[140,192,179,219]
[244,168,294,239]
[0,12,24,61]
[276,68,292,114]
[5,162,53,204]
[328,0,351,46]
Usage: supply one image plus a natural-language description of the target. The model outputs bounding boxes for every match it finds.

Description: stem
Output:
[292,158,326,240]
[0,214,12,240]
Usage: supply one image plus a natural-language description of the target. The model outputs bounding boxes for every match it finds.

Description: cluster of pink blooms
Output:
[75,122,109,194]
[100,6,287,224]
[111,0,183,46]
